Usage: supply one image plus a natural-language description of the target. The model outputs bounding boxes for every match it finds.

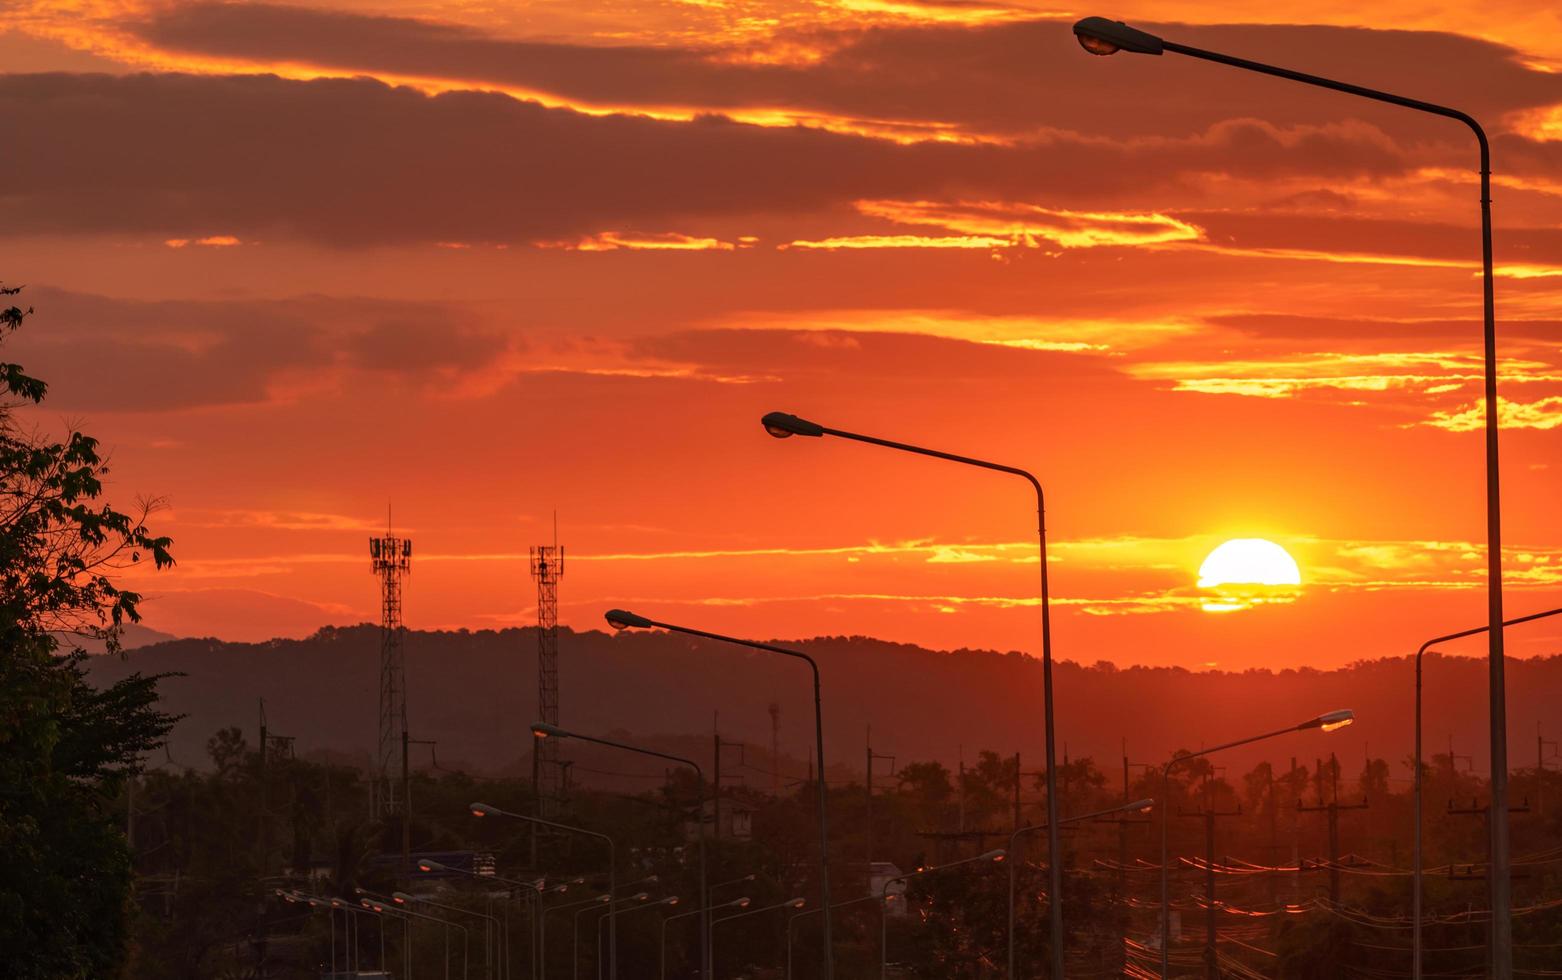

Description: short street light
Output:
[392,891,478,980]
[605,609,835,980]
[532,722,711,980]
[1412,607,1562,978]
[712,897,807,970]
[1158,711,1354,979]
[1007,799,1154,978]
[880,849,1006,979]
[760,409,1067,980]
[662,898,750,980]
[1071,19,1509,977]
[471,802,619,980]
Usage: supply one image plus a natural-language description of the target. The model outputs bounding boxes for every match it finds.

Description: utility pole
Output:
[1112,744,1153,899]
[1539,724,1557,817]
[1448,796,1532,976]
[1179,776,1242,980]
[769,702,782,798]
[866,726,894,876]
[712,723,745,841]
[1297,753,1367,904]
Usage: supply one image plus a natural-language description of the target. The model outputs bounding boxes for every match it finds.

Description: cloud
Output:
[1420,396,1562,431]
[124,6,1562,141]
[10,288,506,411]
[0,72,1474,247]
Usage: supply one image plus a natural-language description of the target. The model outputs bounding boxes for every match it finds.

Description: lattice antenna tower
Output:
[531,522,565,812]
[369,517,412,816]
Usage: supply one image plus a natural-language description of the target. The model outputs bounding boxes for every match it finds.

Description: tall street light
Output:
[1157,710,1355,979]
[1007,800,1154,978]
[663,898,750,980]
[761,409,1067,980]
[472,802,619,980]
[1070,17,1511,974]
[605,608,835,980]
[581,894,648,980]
[1412,606,1562,979]
[880,849,1007,980]
[533,721,711,980]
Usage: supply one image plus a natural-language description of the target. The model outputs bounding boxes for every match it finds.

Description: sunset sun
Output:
[1198,538,1303,587]
[1197,538,1302,613]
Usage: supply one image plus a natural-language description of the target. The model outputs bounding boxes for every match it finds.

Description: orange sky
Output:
[2,1,1560,668]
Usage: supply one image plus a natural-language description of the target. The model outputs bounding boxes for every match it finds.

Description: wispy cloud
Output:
[1420,396,1562,431]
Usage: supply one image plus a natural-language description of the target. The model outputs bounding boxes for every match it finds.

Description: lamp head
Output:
[470,801,500,818]
[1300,709,1356,733]
[594,894,612,904]
[307,898,324,908]
[732,897,752,909]
[786,897,807,909]
[662,896,680,906]
[604,608,654,631]
[761,411,825,439]
[531,722,569,740]
[1319,709,1355,732]
[330,899,346,909]
[1072,16,1164,56]
[418,859,445,872]
[392,892,414,904]
[979,848,1007,863]
[1128,798,1155,813]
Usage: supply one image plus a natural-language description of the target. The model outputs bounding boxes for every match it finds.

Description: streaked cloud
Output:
[1421,396,1562,431]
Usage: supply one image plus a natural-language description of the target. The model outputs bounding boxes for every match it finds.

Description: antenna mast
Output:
[531,522,565,814]
[369,519,412,817]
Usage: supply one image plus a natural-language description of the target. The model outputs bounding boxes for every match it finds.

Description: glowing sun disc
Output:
[1198,538,1301,587]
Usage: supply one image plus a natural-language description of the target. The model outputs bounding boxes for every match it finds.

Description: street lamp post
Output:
[880,849,1007,980]
[394,892,479,980]
[1070,18,1510,975]
[605,609,835,980]
[580,894,648,980]
[414,860,543,980]
[595,896,677,980]
[363,896,458,980]
[788,895,881,980]
[713,897,807,972]
[533,722,711,980]
[1007,800,1154,978]
[663,898,750,980]
[542,893,610,980]
[1412,607,1562,979]
[472,803,619,980]
[1156,711,1355,978]
[760,409,1068,980]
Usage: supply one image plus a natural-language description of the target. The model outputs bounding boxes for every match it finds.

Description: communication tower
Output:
[370,527,412,816]
[531,538,565,811]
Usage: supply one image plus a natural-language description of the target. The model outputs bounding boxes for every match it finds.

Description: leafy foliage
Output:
[0,284,177,978]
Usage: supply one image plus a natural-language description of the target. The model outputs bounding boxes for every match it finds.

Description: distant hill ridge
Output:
[86,625,1562,782]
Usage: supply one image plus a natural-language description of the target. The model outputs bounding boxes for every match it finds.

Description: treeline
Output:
[121,724,1562,977]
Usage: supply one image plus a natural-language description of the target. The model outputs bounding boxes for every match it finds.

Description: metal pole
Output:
[757,418,1062,978]
[1410,606,1562,980]
[1098,32,1510,977]
[810,662,834,977]
[614,618,832,980]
